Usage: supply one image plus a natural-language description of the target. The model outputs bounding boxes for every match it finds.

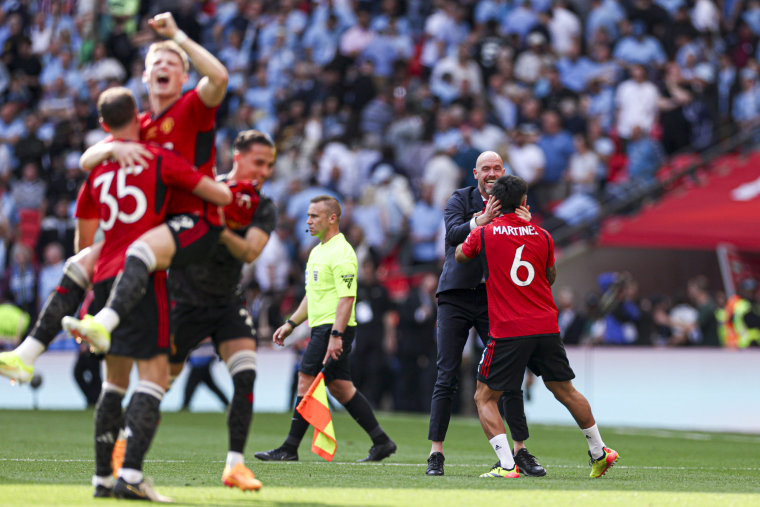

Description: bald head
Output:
[473,151,505,198]
[476,150,502,168]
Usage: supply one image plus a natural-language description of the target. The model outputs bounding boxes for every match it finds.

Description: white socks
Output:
[226,451,244,469]
[14,337,46,364]
[93,308,120,334]
[582,423,605,459]
[119,468,142,484]
[489,434,515,469]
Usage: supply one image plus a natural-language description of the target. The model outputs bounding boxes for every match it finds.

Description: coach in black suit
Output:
[425,151,545,477]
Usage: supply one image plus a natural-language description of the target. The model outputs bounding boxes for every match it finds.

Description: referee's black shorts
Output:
[299,324,356,383]
[478,334,575,392]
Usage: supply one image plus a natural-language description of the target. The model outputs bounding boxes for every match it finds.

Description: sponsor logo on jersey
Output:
[341,274,354,289]
[145,126,158,140]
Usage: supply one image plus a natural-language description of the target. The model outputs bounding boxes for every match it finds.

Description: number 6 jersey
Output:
[461,213,560,339]
[75,142,204,283]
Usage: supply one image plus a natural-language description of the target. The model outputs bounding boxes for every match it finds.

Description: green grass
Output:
[1,409,759,506]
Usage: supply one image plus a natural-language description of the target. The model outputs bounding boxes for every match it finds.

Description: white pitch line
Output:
[2,458,759,472]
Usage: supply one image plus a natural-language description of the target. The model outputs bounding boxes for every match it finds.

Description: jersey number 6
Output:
[510,245,535,287]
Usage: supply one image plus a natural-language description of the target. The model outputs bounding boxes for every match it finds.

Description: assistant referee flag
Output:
[296,372,337,461]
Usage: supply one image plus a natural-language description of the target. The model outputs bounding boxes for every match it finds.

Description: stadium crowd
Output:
[1,0,760,412]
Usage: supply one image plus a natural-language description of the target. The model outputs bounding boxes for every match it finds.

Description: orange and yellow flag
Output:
[296,372,337,461]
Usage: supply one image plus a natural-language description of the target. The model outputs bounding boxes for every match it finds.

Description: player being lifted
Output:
[1,13,228,376]
[77,86,230,500]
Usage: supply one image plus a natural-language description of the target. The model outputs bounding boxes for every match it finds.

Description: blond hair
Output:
[146,40,190,73]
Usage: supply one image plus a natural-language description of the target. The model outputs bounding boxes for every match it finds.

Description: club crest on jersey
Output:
[161,118,174,134]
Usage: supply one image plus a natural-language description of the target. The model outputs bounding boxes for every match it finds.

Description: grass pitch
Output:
[1,409,759,506]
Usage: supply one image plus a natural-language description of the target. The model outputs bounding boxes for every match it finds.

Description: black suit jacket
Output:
[436,186,486,295]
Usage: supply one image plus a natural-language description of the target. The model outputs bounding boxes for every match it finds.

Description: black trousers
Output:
[428,286,529,442]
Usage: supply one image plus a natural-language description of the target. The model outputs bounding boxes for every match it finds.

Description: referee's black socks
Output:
[344,391,390,445]
[283,396,309,451]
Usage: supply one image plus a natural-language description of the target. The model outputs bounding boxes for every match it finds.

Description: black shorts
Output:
[92,273,171,359]
[477,334,575,392]
[299,324,355,383]
[169,300,256,364]
[167,214,223,268]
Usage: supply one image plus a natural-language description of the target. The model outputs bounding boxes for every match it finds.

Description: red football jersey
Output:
[462,214,559,339]
[76,143,204,283]
[139,89,220,225]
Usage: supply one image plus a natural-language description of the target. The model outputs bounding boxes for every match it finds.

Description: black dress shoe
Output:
[513,448,546,476]
[426,452,445,476]
[357,439,397,462]
[254,446,299,461]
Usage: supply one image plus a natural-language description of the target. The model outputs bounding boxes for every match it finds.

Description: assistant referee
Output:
[256,195,397,462]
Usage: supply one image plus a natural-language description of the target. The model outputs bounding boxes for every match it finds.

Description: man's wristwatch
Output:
[286,319,297,328]
[330,329,344,338]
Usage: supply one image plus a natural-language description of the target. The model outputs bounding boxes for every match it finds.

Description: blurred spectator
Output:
[536,110,574,211]
[726,278,760,348]
[687,275,720,346]
[592,272,641,345]
[668,299,700,346]
[514,32,549,86]
[11,162,46,215]
[507,123,545,192]
[181,339,229,411]
[351,258,396,409]
[36,242,64,314]
[395,271,437,412]
[613,20,666,67]
[615,63,660,140]
[557,286,587,345]
[5,242,36,319]
[407,183,444,268]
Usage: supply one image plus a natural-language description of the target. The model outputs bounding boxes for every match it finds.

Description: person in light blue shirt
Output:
[655,0,685,15]
[586,0,625,44]
[743,0,760,35]
[310,1,357,32]
[302,14,342,66]
[732,68,760,127]
[613,22,667,67]
[556,41,599,93]
[626,126,663,185]
[408,184,444,266]
[586,78,616,132]
[501,0,538,43]
[537,110,575,185]
[474,0,512,25]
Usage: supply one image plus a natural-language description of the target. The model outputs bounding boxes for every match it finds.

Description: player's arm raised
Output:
[150,12,228,107]
[220,227,269,264]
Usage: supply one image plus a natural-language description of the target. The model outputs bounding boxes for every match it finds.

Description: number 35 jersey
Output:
[75,142,203,283]
[461,214,559,339]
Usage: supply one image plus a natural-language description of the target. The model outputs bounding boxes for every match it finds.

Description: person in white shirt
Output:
[615,63,660,140]
[507,124,546,187]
